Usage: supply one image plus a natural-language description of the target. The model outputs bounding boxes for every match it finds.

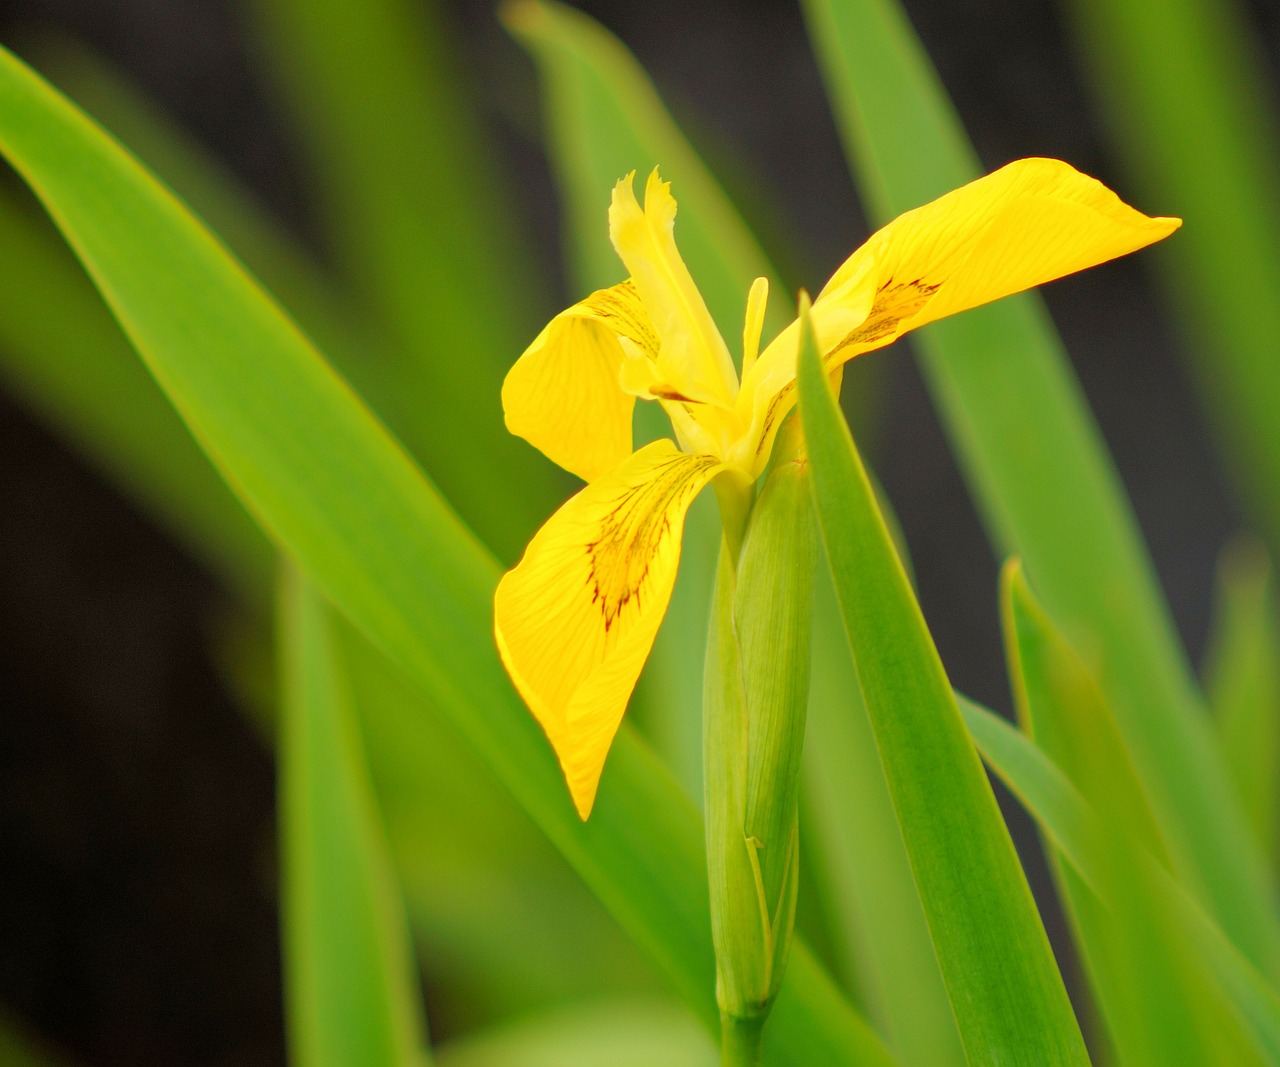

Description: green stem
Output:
[713,469,754,562]
[721,1012,765,1067]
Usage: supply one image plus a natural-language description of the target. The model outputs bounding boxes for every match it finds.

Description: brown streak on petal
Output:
[581,279,661,360]
[828,276,941,358]
[585,454,718,630]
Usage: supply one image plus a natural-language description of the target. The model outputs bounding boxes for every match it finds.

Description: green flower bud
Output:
[704,421,817,1059]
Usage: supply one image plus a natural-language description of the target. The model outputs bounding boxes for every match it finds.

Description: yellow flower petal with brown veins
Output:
[502,280,659,482]
[737,157,1181,472]
[494,440,723,818]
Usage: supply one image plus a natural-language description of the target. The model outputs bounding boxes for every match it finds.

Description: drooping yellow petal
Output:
[736,157,1180,472]
[609,170,739,408]
[494,440,723,818]
[502,280,658,482]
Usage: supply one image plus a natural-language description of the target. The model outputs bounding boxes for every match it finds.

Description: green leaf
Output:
[435,1000,715,1067]
[0,44,892,1067]
[800,0,1280,980]
[1205,539,1280,865]
[502,0,785,333]
[797,297,1087,1065]
[961,695,1280,1063]
[0,181,273,598]
[248,0,562,561]
[1059,0,1280,549]
[1002,562,1260,1064]
[0,1010,66,1067]
[278,567,428,1067]
[0,49,649,1023]
[803,569,964,1067]
[334,618,665,1031]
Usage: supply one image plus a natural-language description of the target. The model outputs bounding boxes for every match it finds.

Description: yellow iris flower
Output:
[495,158,1179,818]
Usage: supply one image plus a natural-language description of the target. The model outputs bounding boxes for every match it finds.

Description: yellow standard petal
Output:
[737,157,1180,472]
[503,280,659,482]
[609,170,739,408]
[494,440,723,818]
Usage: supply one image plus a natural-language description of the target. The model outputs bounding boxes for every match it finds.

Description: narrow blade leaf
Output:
[798,298,1087,1064]
[962,696,1280,1063]
[1061,0,1280,549]
[249,0,562,559]
[800,0,1280,978]
[804,569,964,1067]
[1205,540,1280,865]
[279,567,429,1066]
[1003,562,1260,1064]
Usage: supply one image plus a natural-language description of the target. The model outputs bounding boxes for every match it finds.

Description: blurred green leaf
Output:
[0,182,273,599]
[13,42,660,1023]
[962,695,1280,1062]
[1205,539,1280,865]
[1003,561,1258,1064]
[1060,0,1280,550]
[35,35,373,381]
[249,0,560,560]
[0,1010,66,1067]
[804,569,964,1067]
[279,567,428,1067]
[0,44,892,1066]
[336,619,666,1031]
[801,0,1280,979]
[798,300,1088,1065]
[435,1000,715,1067]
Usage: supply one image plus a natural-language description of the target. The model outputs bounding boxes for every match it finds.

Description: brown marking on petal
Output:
[586,454,718,630]
[752,277,939,458]
[755,381,796,457]
[648,384,698,403]
[582,279,661,360]
[828,276,940,358]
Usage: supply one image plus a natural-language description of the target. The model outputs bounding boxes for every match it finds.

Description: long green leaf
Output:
[249,0,560,560]
[0,182,272,598]
[0,44,892,1067]
[962,696,1280,1062]
[803,569,964,1067]
[279,567,428,1066]
[333,616,667,1029]
[1205,539,1280,865]
[800,0,1280,979]
[6,38,672,1029]
[1060,0,1280,548]
[798,298,1087,1064]
[435,1000,715,1067]
[1003,562,1258,1064]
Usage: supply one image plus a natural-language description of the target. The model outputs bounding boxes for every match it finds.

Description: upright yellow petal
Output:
[737,158,1179,471]
[502,280,658,482]
[609,170,739,408]
[494,440,723,818]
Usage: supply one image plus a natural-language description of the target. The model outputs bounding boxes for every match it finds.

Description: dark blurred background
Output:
[0,0,1275,1061]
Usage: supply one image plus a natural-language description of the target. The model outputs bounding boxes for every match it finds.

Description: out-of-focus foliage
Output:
[2,0,1280,1063]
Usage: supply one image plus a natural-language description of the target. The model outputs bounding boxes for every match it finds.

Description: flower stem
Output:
[712,469,754,562]
[720,1012,765,1067]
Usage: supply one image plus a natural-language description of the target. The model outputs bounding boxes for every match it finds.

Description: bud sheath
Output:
[704,430,817,1062]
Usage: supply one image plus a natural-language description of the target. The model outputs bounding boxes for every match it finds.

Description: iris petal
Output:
[503,280,657,482]
[494,440,723,817]
[738,157,1180,472]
